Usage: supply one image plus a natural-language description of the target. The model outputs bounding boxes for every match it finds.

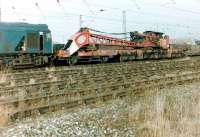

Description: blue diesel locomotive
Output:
[0,22,53,68]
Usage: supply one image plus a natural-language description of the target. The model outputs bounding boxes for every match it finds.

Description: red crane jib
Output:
[57,30,170,58]
[75,32,162,48]
[89,34,136,47]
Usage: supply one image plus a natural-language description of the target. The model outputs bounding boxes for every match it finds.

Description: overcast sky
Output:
[1,0,200,43]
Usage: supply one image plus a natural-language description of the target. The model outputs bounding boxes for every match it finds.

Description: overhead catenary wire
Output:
[88,26,189,36]
[129,0,141,10]
[3,0,199,39]
[82,0,95,15]
[88,28,129,35]
[4,5,200,33]
[86,1,200,18]
[34,1,46,22]
[56,0,68,16]
[81,0,96,27]
[82,2,200,32]
[36,7,200,29]
[170,0,176,4]
[5,8,199,33]
[1,0,195,42]
[11,6,21,21]
[9,0,200,28]
[3,0,200,23]
[161,0,176,6]
[61,2,200,31]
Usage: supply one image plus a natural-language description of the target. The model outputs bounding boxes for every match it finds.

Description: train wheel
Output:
[49,57,56,66]
[119,56,123,62]
[101,57,108,63]
[69,56,78,65]
[6,60,13,68]
[115,54,123,62]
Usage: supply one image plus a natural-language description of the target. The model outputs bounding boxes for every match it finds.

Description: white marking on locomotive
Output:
[67,41,79,56]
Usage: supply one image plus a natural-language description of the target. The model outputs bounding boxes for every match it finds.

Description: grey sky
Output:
[1,0,200,43]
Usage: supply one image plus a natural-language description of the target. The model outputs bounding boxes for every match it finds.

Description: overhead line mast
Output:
[122,10,127,40]
[80,15,83,29]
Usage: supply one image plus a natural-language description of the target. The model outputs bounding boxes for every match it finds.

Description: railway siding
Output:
[0,57,200,126]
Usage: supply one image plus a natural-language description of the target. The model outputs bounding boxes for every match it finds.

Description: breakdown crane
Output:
[55,28,184,64]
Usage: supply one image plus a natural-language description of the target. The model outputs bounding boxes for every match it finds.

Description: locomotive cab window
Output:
[15,36,25,51]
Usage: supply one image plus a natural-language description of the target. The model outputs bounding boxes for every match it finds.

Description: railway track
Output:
[0,57,197,85]
[0,57,194,75]
[0,57,200,126]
